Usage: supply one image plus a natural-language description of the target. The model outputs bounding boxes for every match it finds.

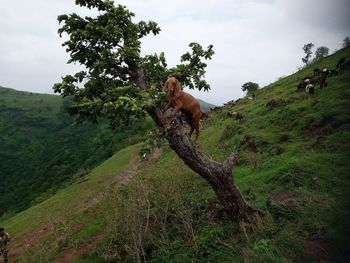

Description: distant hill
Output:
[2,47,349,262]
[197,99,216,112]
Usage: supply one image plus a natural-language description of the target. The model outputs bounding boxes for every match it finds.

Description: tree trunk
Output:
[147,106,262,222]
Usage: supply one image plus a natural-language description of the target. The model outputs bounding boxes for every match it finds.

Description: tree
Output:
[302,42,314,66]
[242,82,259,96]
[314,46,329,62]
[343,37,350,48]
[54,0,261,222]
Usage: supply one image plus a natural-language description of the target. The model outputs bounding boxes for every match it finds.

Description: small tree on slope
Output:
[302,42,314,66]
[54,0,261,222]
[242,82,259,96]
[314,46,329,62]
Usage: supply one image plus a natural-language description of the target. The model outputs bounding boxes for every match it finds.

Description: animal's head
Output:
[164,77,181,95]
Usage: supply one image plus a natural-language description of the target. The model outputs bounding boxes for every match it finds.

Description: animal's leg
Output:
[3,248,8,262]
[194,127,200,143]
[185,113,195,137]
[320,79,324,89]
[189,127,194,137]
[193,113,201,143]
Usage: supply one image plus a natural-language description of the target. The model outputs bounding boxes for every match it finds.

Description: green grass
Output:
[0,86,62,118]
[4,144,134,232]
[1,47,350,262]
[70,258,98,263]
[1,145,137,262]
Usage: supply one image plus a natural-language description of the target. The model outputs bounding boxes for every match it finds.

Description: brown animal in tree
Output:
[163,77,208,142]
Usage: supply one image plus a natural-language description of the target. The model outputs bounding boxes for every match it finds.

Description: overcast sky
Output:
[0,0,349,105]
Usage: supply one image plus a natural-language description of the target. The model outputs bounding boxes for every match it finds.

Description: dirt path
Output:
[50,148,163,263]
[51,227,108,263]
[113,147,163,185]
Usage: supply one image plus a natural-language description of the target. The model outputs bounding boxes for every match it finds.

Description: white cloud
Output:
[0,0,349,104]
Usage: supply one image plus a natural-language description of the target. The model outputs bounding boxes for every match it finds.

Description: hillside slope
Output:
[1,47,350,263]
[0,87,151,217]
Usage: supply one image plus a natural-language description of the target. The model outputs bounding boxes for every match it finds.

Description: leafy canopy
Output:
[342,36,350,48]
[314,46,329,62]
[54,0,214,128]
[241,82,259,95]
[302,42,314,66]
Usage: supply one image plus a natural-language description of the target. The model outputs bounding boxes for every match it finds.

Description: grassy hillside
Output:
[1,47,350,263]
[0,87,152,217]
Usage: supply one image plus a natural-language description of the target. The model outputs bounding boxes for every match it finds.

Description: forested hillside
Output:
[0,87,152,217]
